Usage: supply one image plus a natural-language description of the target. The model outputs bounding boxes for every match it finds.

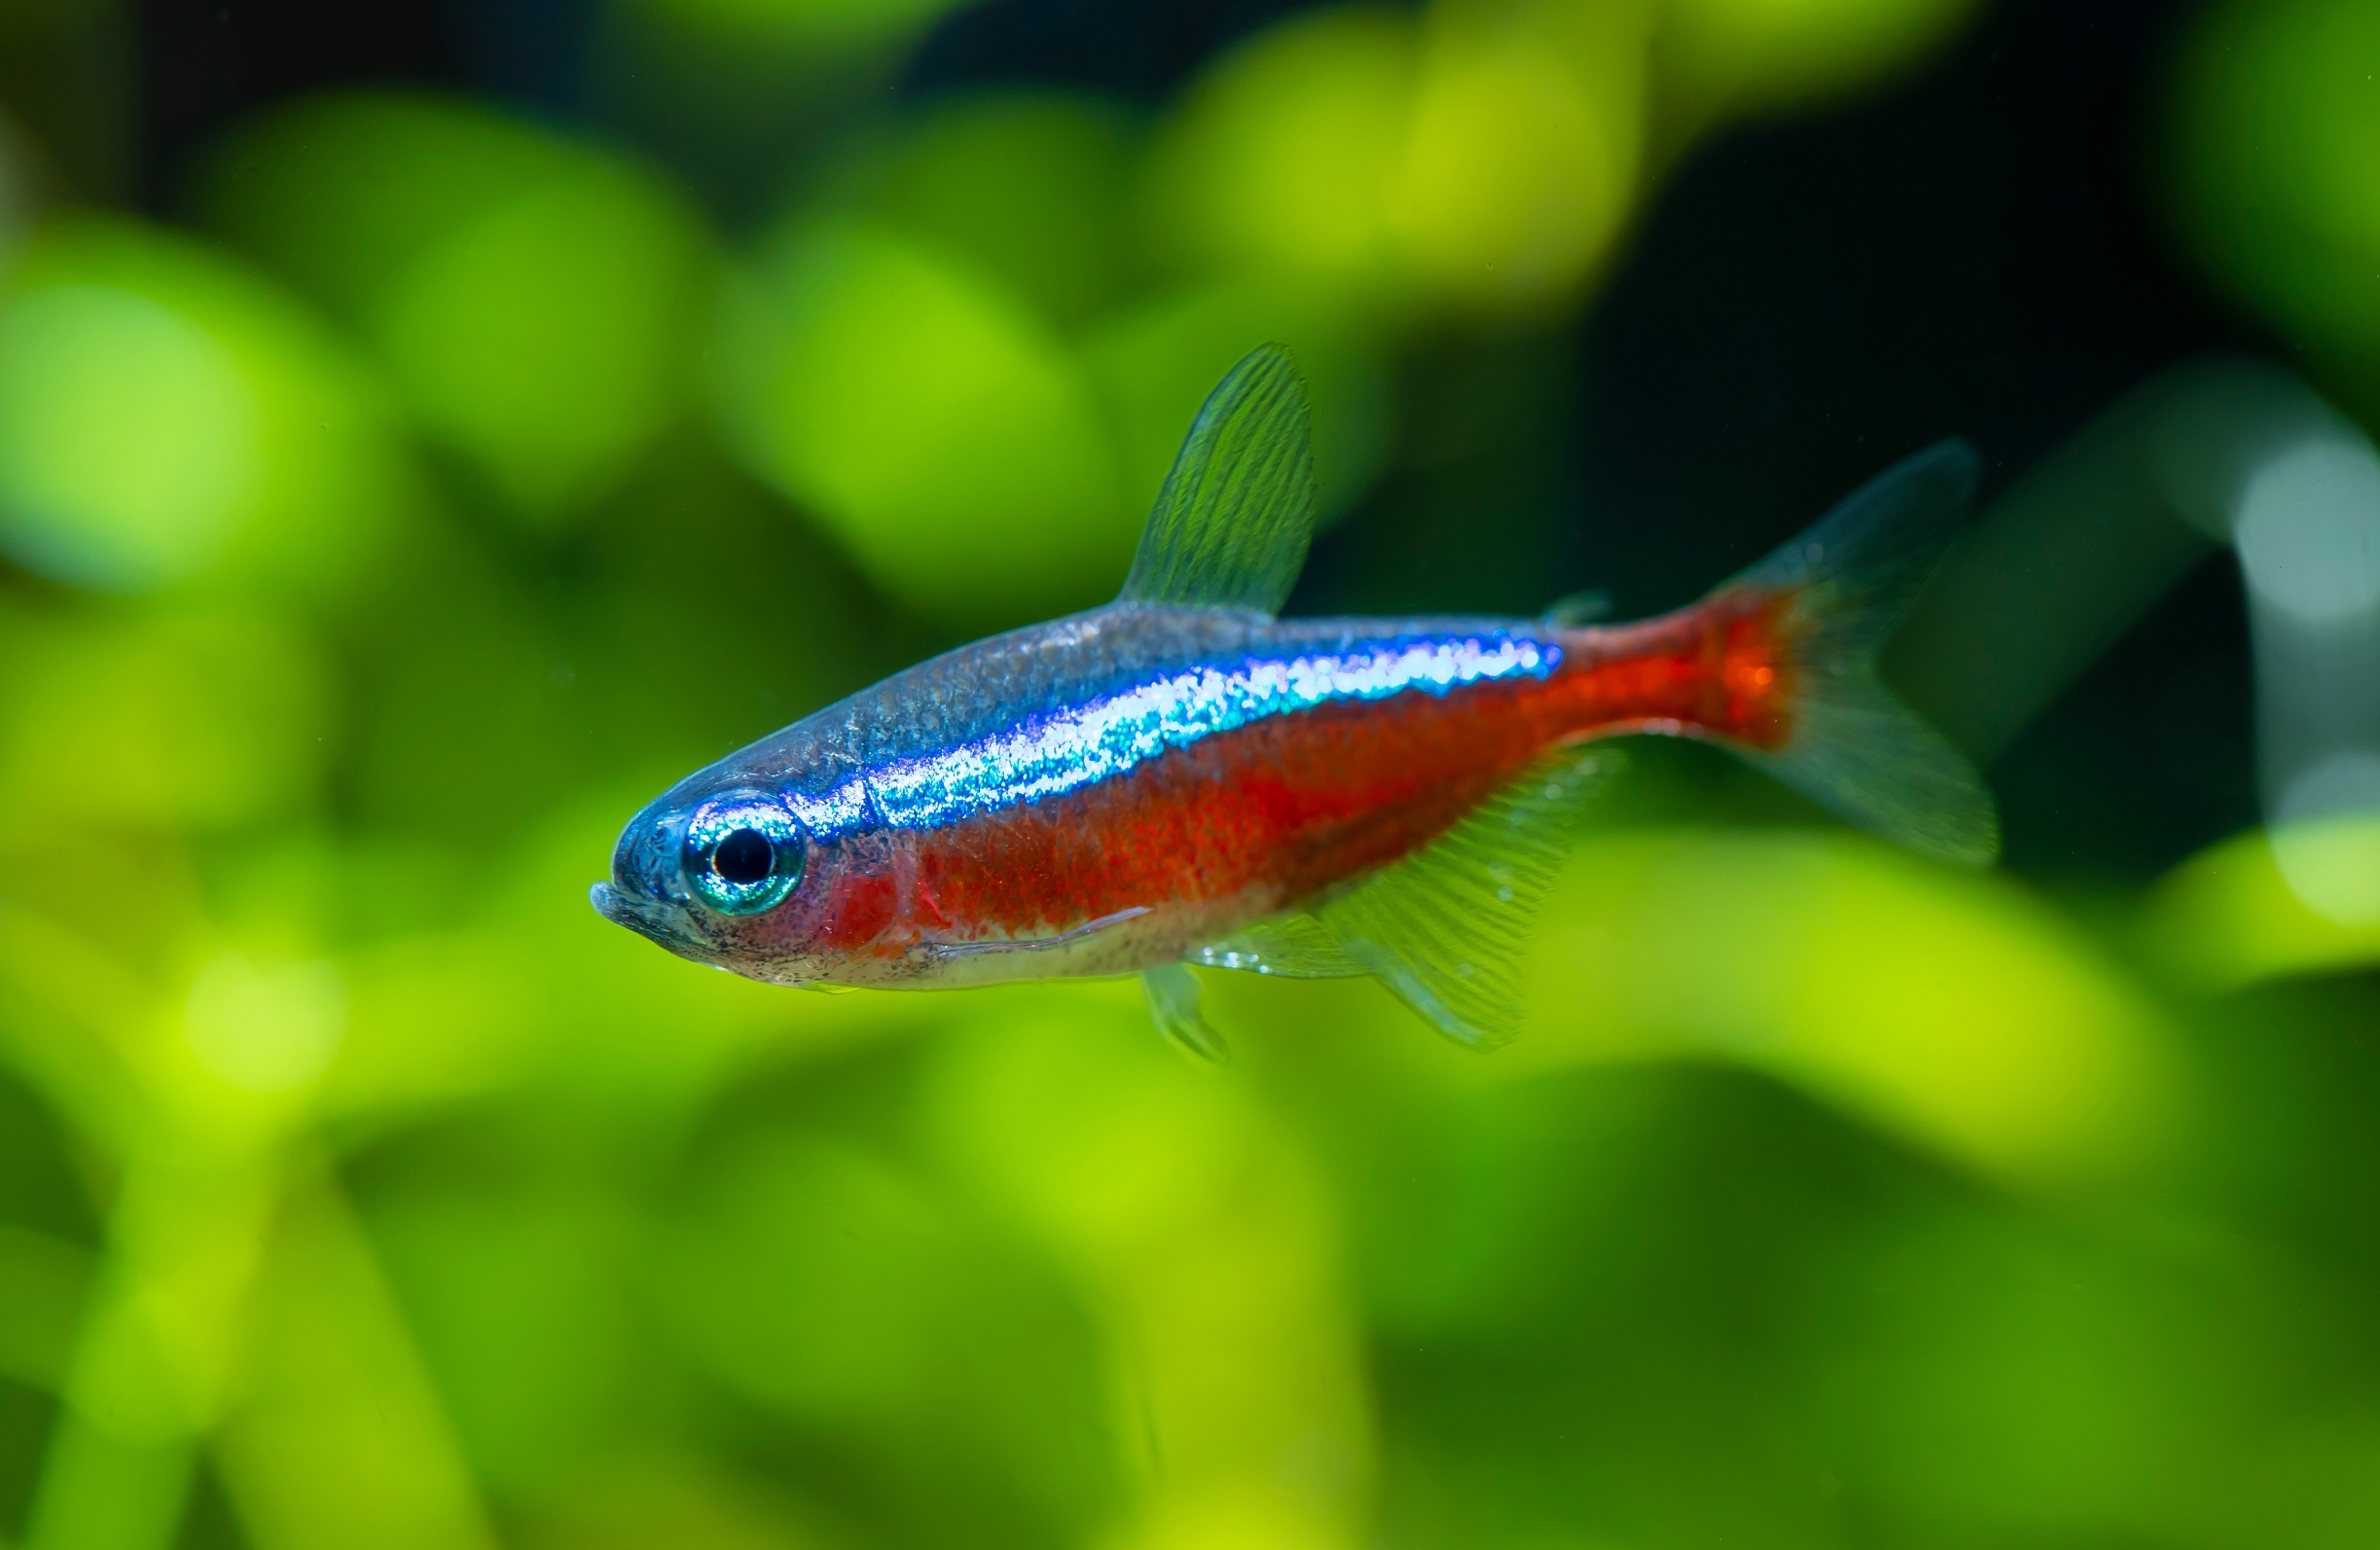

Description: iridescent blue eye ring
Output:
[683,793,807,916]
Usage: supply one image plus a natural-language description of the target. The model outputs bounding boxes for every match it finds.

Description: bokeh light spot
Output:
[1145,9,1417,296]
[0,283,260,592]
[2272,755,2380,926]
[2234,439,2380,625]
[1387,16,1640,312]
[183,954,347,1095]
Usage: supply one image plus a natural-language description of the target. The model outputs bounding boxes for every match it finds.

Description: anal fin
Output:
[1191,913,1363,977]
[1312,747,1617,1048]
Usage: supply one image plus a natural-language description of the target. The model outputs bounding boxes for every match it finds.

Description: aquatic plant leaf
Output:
[1315,746,1620,1048]
[1117,342,1316,616]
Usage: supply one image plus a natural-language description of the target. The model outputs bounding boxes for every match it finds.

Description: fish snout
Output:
[594,804,715,958]
[607,803,687,906]
[590,880,688,947]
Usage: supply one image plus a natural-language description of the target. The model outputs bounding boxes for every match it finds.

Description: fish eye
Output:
[712,828,775,884]
[683,795,806,916]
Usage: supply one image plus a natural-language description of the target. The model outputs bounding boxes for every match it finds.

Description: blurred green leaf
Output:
[214,1177,496,1550]
[515,1452,830,1550]
[1144,9,1419,301]
[808,92,1143,332]
[1802,1206,2321,1542]
[922,991,1376,1550]
[1387,0,1648,313]
[0,219,408,597]
[2146,816,2380,990]
[0,1224,90,1390]
[1082,279,1388,522]
[631,0,976,59]
[0,605,328,833]
[649,1132,972,1420]
[715,217,1128,619]
[204,94,717,521]
[1501,828,2185,1189]
[2171,0,2380,358]
[1657,0,1984,124]
[363,1151,632,1495]
[1147,0,1654,316]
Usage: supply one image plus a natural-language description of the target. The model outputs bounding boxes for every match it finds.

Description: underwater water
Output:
[1,0,2378,1546]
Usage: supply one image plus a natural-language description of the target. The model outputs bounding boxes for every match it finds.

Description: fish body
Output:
[603,599,1783,984]
[596,346,1996,1052]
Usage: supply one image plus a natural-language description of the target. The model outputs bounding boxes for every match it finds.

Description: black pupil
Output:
[711,828,775,886]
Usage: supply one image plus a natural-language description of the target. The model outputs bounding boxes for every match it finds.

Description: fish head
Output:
[591,780,847,984]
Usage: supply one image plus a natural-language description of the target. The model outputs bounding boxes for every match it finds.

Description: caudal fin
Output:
[1718,441,2001,866]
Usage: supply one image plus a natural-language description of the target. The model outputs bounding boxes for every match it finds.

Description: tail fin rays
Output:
[1725,441,2000,867]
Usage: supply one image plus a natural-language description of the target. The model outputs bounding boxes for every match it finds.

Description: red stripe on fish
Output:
[840,591,1794,951]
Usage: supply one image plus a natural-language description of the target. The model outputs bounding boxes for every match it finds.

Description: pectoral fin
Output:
[1142,963,1227,1063]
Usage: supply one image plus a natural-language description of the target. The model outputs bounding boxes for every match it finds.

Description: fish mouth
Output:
[590,882,707,958]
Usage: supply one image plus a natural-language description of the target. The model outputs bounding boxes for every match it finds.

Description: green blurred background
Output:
[1,0,2378,1546]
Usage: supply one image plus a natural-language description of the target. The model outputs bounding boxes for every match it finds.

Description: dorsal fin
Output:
[1117,343,1316,616]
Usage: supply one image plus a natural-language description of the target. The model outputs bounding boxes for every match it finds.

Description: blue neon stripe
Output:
[783,633,1561,838]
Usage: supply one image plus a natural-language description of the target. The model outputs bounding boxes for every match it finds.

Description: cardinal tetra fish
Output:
[595,346,1997,1057]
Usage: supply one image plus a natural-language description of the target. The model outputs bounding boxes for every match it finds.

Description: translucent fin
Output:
[1192,913,1364,978]
[1540,589,1612,627]
[1312,748,1619,1048]
[1723,440,2001,866]
[1142,963,1227,1063]
[1117,343,1316,617]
